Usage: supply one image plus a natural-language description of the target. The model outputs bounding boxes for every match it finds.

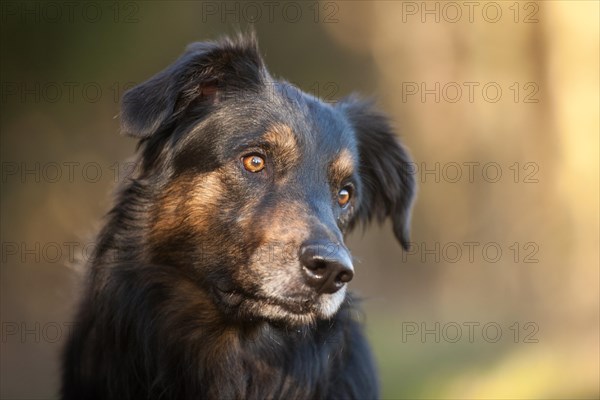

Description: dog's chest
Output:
[201,326,342,399]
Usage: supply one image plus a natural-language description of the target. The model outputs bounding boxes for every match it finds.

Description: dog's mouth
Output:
[210,271,348,325]
[213,284,318,320]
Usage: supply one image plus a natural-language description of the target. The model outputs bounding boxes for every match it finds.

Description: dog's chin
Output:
[214,285,348,327]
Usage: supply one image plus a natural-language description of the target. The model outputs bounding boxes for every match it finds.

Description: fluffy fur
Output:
[62,33,415,399]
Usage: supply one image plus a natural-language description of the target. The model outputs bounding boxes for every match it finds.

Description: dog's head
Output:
[120,34,415,326]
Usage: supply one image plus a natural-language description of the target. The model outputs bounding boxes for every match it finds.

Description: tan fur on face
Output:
[149,172,223,247]
[260,200,309,242]
[231,199,309,302]
[330,148,355,183]
[234,199,308,282]
[263,124,299,169]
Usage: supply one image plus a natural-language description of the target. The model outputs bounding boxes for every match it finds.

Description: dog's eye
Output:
[337,186,352,207]
[242,154,265,173]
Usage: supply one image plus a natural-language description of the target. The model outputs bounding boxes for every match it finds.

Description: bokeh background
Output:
[1,1,598,399]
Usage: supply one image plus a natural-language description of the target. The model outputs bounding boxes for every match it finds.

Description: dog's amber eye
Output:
[242,155,265,173]
[337,187,351,207]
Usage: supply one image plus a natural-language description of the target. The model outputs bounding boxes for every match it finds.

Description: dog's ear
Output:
[338,96,416,250]
[120,33,267,138]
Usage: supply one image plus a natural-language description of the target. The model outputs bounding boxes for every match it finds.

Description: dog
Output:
[61,33,415,399]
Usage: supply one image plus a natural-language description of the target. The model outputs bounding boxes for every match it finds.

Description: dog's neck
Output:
[90,177,154,272]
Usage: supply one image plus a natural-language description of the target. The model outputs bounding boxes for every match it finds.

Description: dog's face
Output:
[120,35,415,326]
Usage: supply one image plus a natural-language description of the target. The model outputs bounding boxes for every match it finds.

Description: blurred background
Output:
[1,1,598,399]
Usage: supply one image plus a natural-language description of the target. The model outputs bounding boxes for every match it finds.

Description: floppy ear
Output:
[338,96,416,250]
[120,33,267,138]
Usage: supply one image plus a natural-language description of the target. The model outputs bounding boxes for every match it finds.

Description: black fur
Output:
[338,96,416,250]
[62,33,415,400]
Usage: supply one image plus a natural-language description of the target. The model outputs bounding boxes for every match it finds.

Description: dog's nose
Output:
[299,241,354,294]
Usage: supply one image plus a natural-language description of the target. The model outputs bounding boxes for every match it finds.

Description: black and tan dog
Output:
[62,33,415,399]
